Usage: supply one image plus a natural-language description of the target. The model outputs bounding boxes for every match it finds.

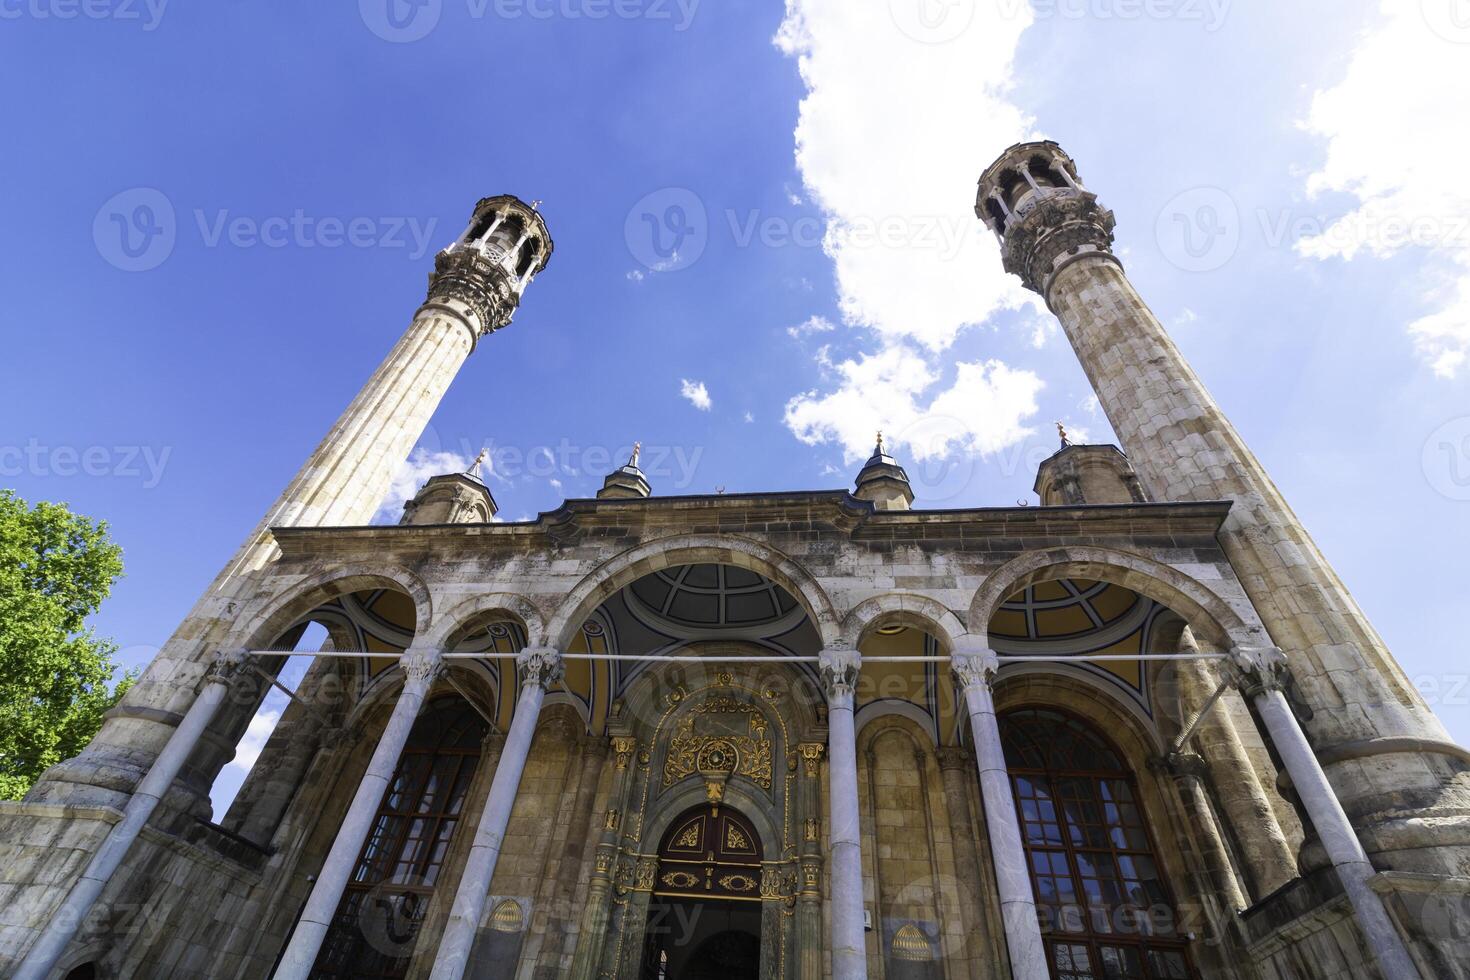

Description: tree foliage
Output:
[0,490,132,800]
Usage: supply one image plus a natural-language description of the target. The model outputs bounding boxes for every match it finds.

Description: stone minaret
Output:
[29,195,552,810]
[977,142,1465,873]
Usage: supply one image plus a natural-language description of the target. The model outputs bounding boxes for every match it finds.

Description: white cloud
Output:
[375,447,476,523]
[743,411,756,423]
[787,314,837,339]
[680,379,713,411]
[774,0,1036,351]
[1298,2,1470,377]
[785,345,1044,463]
[626,269,646,283]
[774,0,1047,476]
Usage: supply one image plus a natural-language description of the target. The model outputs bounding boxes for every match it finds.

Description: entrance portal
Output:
[641,805,763,980]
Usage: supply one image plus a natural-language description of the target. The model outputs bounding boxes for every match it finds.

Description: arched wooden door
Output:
[654,805,764,901]
[643,805,765,979]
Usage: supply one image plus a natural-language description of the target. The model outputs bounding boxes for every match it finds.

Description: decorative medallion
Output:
[726,823,751,851]
[663,696,773,790]
[717,873,757,893]
[661,870,700,890]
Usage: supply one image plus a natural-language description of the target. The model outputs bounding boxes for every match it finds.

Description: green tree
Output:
[0,489,133,800]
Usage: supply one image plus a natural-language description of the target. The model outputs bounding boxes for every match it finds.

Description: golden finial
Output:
[1056,421,1071,448]
[875,430,885,453]
[629,442,642,468]
[467,447,489,477]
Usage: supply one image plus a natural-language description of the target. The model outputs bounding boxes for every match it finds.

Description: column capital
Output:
[1227,645,1289,699]
[950,647,1000,691]
[935,745,974,772]
[400,648,445,692]
[517,646,565,691]
[202,648,250,689]
[818,649,860,701]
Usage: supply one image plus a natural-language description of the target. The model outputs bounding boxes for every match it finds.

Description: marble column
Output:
[14,651,249,980]
[820,649,868,980]
[1231,647,1422,980]
[950,648,1048,980]
[429,648,564,980]
[273,648,445,980]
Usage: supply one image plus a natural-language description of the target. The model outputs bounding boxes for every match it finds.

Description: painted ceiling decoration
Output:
[989,578,1175,716]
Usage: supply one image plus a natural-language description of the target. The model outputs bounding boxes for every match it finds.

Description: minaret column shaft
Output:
[1046,254,1442,750]
[27,197,552,817]
[976,141,1463,871]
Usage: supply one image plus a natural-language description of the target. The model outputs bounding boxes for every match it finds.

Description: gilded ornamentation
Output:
[797,742,824,778]
[804,817,819,843]
[661,870,699,890]
[892,923,935,962]
[663,696,773,790]
[725,823,751,851]
[604,809,620,832]
[490,899,524,934]
[717,873,757,893]
[611,735,636,770]
[675,823,701,849]
[634,857,658,892]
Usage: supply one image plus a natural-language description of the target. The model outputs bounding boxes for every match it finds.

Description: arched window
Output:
[1001,709,1195,980]
[309,697,488,979]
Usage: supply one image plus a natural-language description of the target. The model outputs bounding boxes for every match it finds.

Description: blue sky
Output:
[2,0,1467,758]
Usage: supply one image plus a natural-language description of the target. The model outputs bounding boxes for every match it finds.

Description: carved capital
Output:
[420,247,519,339]
[818,649,860,702]
[999,189,1117,296]
[202,648,250,689]
[1156,751,1209,782]
[950,648,1000,692]
[400,649,444,691]
[610,735,637,771]
[516,647,565,691]
[1228,645,1290,700]
[797,742,825,778]
[935,745,973,772]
